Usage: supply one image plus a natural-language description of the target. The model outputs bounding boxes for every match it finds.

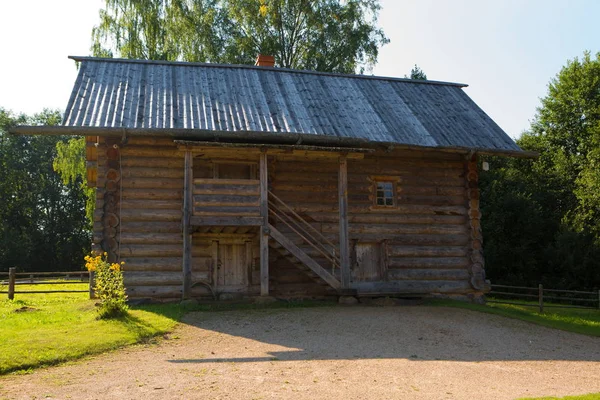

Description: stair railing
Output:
[268,190,340,273]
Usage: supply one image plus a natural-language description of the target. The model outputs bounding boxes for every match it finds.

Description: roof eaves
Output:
[8,125,537,158]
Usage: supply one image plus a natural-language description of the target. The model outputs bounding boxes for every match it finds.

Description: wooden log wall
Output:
[94,138,190,300]
[270,149,479,296]
[90,139,484,300]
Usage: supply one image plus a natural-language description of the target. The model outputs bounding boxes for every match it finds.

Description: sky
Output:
[1,0,599,139]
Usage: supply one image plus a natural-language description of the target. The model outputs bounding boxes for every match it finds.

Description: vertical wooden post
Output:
[8,268,16,300]
[597,289,599,310]
[89,271,95,299]
[538,284,544,313]
[338,156,351,290]
[259,151,269,296]
[182,150,193,300]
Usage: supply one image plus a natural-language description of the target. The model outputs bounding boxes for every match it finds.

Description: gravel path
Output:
[2,306,600,400]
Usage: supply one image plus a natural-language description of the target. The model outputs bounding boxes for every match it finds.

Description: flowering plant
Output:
[85,252,128,318]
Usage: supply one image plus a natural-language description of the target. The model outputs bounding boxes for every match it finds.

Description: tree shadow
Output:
[164,305,600,363]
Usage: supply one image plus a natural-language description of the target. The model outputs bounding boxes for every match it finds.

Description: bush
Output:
[85,252,128,318]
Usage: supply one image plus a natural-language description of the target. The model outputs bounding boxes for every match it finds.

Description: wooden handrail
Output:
[268,191,340,271]
[269,204,339,269]
[268,191,339,254]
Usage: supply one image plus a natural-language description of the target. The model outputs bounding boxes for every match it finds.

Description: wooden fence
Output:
[0,268,93,300]
[489,284,600,313]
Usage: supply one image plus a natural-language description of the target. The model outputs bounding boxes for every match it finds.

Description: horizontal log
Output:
[193,178,260,186]
[193,184,259,195]
[120,209,181,222]
[321,224,467,236]
[121,177,183,189]
[121,157,183,169]
[120,233,182,245]
[121,146,182,158]
[120,257,182,271]
[120,221,181,233]
[127,285,182,298]
[120,244,206,257]
[122,188,183,201]
[388,257,469,269]
[366,149,463,162]
[194,206,260,216]
[354,234,469,246]
[124,271,183,286]
[387,269,470,281]
[313,212,467,225]
[190,216,263,226]
[194,194,259,205]
[121,167,184,179]
[351,280,473,294]
[387,246,469,258]
[121,199,181,210]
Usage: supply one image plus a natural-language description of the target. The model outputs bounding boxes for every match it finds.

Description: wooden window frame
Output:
[369,176,399,210]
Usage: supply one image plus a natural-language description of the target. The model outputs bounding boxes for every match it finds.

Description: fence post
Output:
[89,271,95,300]
[8,268,16,300]
[538,284,544,313]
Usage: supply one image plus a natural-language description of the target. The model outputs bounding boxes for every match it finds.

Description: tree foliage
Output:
[91,0,389,73]
[480,51,600,290]
[54,137,96,226]
[0,109,90,272]
[407,64,427,80]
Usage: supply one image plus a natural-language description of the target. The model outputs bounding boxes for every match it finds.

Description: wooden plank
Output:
[193,178,259,186]
[190,216,262,226]
[211,240,219,289]
[338,157,350,289]
[193,186,259,196]
[269,224,341,290]
[193,206,260,216]
[351,280,472,294]
[182,150,193,300]
[260,152,269,296]
[387,268,470,281]
[119,233,182,245]
[8,268,15,300]
[193,194,259,205]
[387,257,469,269]
[120,257,186,272]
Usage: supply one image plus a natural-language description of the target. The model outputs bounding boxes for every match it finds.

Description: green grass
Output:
[429,298,600,337]
[0,281,184,374]
[0,281,334,374]
[518,393,600,400]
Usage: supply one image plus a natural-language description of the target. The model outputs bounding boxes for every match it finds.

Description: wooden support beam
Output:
[338,156,351,289]
[182,150,193,299]
[259,151,269,296]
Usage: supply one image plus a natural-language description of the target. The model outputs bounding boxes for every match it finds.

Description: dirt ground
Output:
[1,305,600,400]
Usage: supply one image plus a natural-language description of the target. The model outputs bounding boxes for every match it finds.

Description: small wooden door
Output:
[353,242,385,281]
[216,243,250,287]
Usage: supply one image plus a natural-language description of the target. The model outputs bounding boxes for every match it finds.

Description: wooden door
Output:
[217,243,249,287]
[353,242,385,281]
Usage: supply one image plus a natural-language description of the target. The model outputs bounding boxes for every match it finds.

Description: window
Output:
[370,177,398,208]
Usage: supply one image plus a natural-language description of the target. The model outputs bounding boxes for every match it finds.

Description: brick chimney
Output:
[255,54,275,67]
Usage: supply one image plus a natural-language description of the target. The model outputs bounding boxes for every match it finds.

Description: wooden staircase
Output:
[267,191,342,291]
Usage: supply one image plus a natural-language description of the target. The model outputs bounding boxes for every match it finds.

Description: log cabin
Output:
[12,55,534,302]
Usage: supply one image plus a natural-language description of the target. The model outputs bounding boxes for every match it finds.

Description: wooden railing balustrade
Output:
[268,190,340,275]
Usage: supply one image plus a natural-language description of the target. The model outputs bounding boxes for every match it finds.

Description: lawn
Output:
[0,281,184,374]
[518,394,600,400]
[430,298,600,337]
[2,281,599,375]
